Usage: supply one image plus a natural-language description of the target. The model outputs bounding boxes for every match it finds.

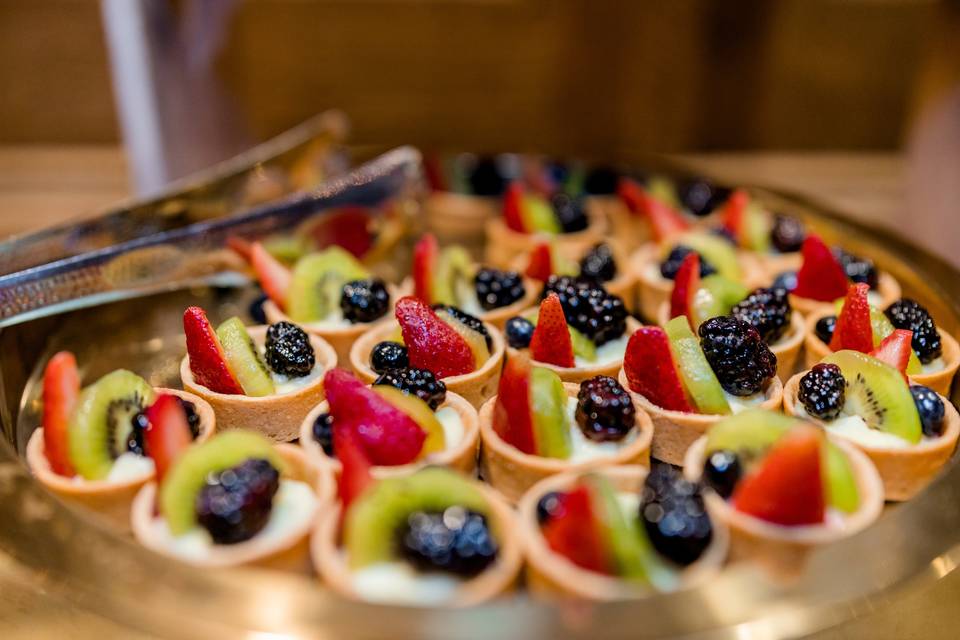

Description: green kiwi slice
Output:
[742,203,771,253]
[692,275,750,328]
[286,247,370,322]
[823,441,859,513]
[216,317,275,396]
[704,409,798,457]
[530,366,573,459]
[677,232,742,281]
[664,317,730,415]
[433,246,475,307]
[521,194,561,234]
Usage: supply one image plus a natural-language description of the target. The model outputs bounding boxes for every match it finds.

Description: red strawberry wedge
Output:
[333,423,374,511]
[394,297,475,378]
[41,351,80,476]
[623,327,694,413]
[503,182,527,233]
[144,394,194,484]
[793,235,848,302]
[541,485,611,574]
[871,329,914,378]
[250,242,292,309]
[530,293,575,368]
[492,355,537,454]
[412,234,439,304]
[829,284,873,353]
[525,242,554,282]
[669,252,700,324]
[617,178,690,241]
[720,189,750,242]
[183,307,244,395]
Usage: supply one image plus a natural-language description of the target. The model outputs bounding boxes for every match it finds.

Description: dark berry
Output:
[540,276,627,346]
[772,270,798,292]
[770,215,805,253]
[312,412,335,456]
[249,293,268,324]
[575,376,635,442]
[396,507,498,577]
[265,321,315,377]
[468,156,505,196]
[536,491,564,525]
[702,450,742,499]
[834,248,878,289]
[370,341,408,374]
[373,367,447,410]
[474,268,525,311]
[640,463,713,567]
[551,193,589,233]
[505,316,535,349]
[815,315,837,344]
[798,363,845,420]
[340,278,390,323]
[676,178,731,217]
[583,166,620,195]
[910,385,945,437]
[433,305,492,350]
[698,316,777,396]
[177,397,202,440]
[659,245,717,280]
[730,287,792,344]
[128,412,148,456]
[195,458,280,545]
[885,299,942,364]
[579,243,617,282]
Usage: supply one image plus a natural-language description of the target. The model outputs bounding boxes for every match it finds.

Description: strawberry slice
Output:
[870,329,914,378]
[669,252,700,324]
[333,422,374,511]
[829,284,873,353]
[732,426,825,526]
[324,368,426,465]
[525,241,554,282]
[227,236,254,261]
[617,177,691,241]
[41,351,80,476]
[503,182,527,233]
[423,152,447,192]
[492,355,536,454]
[719,189,750,241]
[143,394,194,484]
[412,234,439,304]
[250,241,292,308]
[623,326,694,412]
[530,293,575,368]
[307,207,375,258]
[541,484,611,574]
[394,297,475,378]
[183,307,244,395]
[793,235,848,302]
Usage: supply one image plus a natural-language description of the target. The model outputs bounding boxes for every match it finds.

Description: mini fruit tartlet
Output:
[349,297,505,408]
[246,242,403,367]
[619,318,783,465]
[131,427,331,571]
[804,287,960,395]
[784,350,960,501]
[299,368,479,478]
[518,464,728,600]
[26,352,215,530]
[408,234,537,328]
[179,307,336,441]
[484,182,605,269]
[479,356,653,503]
[682,410,884,575]
[422,154,504,245]
[312,441,521,606]
[658,252,805,380]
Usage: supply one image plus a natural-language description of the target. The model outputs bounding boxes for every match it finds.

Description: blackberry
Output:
[373,367,447,410]
[248,293,268,324]
[702,450,741,499]
[397,507,498,577]
[177,397,202,440]
[504,316,535,349]
[468,156,505,196]
[885,299,942,363]
[540,276,627,346]
[574,376,635,442]
[815,315,837,344]
[698,316,777,396]
[676,178,731,217]
[370,341,408,374]
[772,270,798,292]
[640,463,713,566]
[834,248,878,289]
[579,243,617,282]
[798,363,845,420]
[340,278,390,323]
[659,245,717,280]
[583,166,620,195]
[551,193,589,232]
[769,215,805,253]
[710,226,738,245]
[265,321,315,377]
[195,458,280,545]
[433,305,493,350]
[312,412,335,456]
[128,412,148,456]
[730,287,792,344]
[474,268,525,311]
[536,491,564,525]
[910,385,945,437]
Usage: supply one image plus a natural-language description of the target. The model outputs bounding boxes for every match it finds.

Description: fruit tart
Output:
[179,307,336,441]
[312,440,521,606]
[682,410,884,575]
[619,317,783,465]
[657,252,805,380]
[300,368,479,479]
[518,464,728,600]
[804,286,960,395]
[484,181,605,269]
[26,352,215,530]
[408,234,537,328]
[349,297,505,408]
[422,154,504,246]
[478,355,653,503]
[784,350,960,501]
[131,428,332,571]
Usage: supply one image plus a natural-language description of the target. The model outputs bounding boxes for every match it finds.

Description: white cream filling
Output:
[271,364,323,395]
[453,278,486,317]
[795,404,932,449]
[565,397,637,463]
[921,357,945,375]
[866,290,883,307]
[434,406,464,451]
[643,262,668,286]
[71,452,155,484]
[144,480,317,561]
[575,333,630,368]
[350,561,462,605]
[723,390,766,414]
[301,309,354,330]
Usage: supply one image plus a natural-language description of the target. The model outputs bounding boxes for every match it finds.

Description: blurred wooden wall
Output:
[0,0,937,156]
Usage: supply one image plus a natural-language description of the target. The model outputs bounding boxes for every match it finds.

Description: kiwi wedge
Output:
[705,409,798,457]
[68,370,156,480]
[530,367,573,459]
[521,194,561,234]
[433,246,475,307]
[216,317,275,396]
[647,176,681,209]
[691,275,749,328]
[677,232,742,281]
[345,468,489,568]
[372,385,446,456]
[823,441,859,513]
[824,350,922,444]
[584,475,661,584]
[286,248,370,322]
[664,317,730,415]
[742,203,771,253]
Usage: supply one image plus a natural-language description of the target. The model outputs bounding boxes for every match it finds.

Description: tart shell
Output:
[478,382,654,504]
[424,192,499,246]
[600,196,652,253]
[789,271,901,316]
[483,214,606,270]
